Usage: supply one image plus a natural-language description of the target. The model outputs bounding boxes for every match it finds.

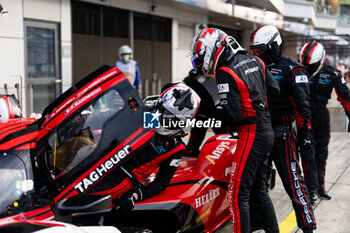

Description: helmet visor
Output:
[306,59,323,77]
[250,45,267,57]
[191,53,203,70]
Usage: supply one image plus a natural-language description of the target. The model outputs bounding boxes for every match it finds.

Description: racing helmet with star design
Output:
[155,83,201,136]
[190,25,244,77]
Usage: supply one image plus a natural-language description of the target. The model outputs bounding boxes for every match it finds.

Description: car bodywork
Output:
[0,66,236,232]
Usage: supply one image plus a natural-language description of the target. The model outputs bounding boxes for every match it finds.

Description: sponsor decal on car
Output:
[195,188,220,208]
[45,70,119,125]
[74,145,132,193]
[225,167,231,177]
[206,141,230,165]
[65,87,102,115]
[77,69,118,97]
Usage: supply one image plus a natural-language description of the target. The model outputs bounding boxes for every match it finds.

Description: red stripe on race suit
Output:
[289,67,311,130]
[219,66,257,118]
[0,132,38,150]
[335,88,350,112]
[289,97,311,130]
[54,128,154,202]
[285,134,307,226]
[212,36,227,73]
[38,74,125,141]
[254,56,268,107]
[228,124,256,233]
[291,136,316,228]
[289,134,316,228]
[131,143,186,183]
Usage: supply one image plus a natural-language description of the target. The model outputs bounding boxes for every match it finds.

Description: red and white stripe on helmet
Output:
[299,41,325,77]
[190,26,243,77]
[250,25,282,47]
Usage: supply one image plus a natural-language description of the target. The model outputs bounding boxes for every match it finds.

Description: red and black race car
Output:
[0,66,236,232]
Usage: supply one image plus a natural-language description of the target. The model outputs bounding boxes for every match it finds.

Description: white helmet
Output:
[155,83,201,135]
[190,25,244,77]
[250,25,282,57]
[299,41,325,78]
[119,45,132,60]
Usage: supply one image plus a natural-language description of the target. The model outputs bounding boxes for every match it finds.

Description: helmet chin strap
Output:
[226,36,244,56]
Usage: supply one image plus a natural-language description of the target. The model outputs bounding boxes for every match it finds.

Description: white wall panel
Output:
[61,41,72,92]
[283,0,316,24]
[61,0,72,91]
[61,0,71,42]
[172,21,195,83]
[0,0,23,38]
[0,38,26,112]
[315,14,337,30]
[336,25,350,35]
[24,0,61,22]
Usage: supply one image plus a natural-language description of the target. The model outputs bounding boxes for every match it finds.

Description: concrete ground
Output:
[212,132,350,233]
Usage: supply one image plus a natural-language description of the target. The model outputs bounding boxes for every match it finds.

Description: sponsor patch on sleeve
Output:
[295,75,308,83]
[341,77,346,84]
[217,83,229,93]
[170,159,181,167]
[219,93,227,99]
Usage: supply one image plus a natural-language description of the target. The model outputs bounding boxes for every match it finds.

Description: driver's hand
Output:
[296,128,314,160]
[115,188,142,212]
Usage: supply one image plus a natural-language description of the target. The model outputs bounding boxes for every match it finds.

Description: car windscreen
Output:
[45,89,124,178]
[0,154,28,217]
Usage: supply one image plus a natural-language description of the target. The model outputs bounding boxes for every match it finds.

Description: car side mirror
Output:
[54,194,111,222]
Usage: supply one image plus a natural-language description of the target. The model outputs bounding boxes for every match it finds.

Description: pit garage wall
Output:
[0,0,72,116]
[78,0,207,86]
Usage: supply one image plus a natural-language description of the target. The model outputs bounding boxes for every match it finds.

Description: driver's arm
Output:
[138,144,185,200]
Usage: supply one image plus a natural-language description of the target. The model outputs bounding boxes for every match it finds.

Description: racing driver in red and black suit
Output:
[299,41,350,201]
[190,25,280,233]
[88,83,201,211]
[250,25,316,233]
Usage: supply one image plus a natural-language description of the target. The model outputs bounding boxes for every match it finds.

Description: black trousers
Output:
[303,106,330,192]
[270,128,316,230]
[229,123,279,233]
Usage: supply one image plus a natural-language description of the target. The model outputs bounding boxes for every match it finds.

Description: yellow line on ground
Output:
[279,210,297,233]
